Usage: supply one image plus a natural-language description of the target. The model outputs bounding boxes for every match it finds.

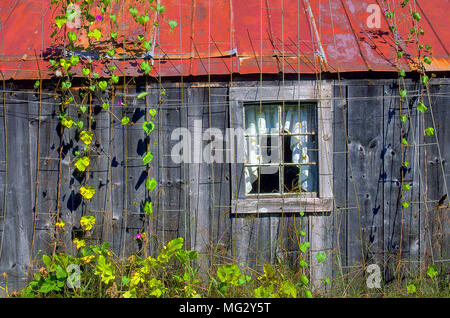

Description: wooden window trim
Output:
[229,81,333,214]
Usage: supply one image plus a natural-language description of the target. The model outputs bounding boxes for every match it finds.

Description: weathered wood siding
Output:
[0,78,448,291]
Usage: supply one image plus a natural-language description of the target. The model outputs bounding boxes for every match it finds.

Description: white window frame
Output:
[229,81,333,214]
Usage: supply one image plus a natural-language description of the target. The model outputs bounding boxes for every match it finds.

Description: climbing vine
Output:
[383,0,436,280]
[46,0,177,250]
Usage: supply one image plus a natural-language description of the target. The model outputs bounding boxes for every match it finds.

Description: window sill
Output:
[231,196,333,214]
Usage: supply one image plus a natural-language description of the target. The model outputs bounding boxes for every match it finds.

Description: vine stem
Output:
[27,51,43,282]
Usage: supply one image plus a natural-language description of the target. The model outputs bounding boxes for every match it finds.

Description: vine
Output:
[46,0,177,253]
[383,0,436,281]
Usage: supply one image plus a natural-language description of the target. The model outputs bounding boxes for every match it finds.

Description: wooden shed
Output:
[0,0,448,291]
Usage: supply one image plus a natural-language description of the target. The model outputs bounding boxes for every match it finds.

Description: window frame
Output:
[229,81,333,214]
[243,101,319,196]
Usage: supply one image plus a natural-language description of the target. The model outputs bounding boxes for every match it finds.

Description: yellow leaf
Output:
[73,238,86,250]
[80,186,96,200]
[55,220,65,228]
[79,130,94,145]
[74,156,90,172]
[80,215,96,230]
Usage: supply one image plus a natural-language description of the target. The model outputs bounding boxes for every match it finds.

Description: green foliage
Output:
[142,151,154,165]
[417,102,427,113]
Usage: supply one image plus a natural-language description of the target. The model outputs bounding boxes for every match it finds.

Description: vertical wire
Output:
[178,0,188,250]
[229,0,238,261]
[0,18,7,264]
[207,0,215,261]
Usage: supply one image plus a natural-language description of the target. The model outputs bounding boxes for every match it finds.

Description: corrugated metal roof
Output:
[0,0,448,80]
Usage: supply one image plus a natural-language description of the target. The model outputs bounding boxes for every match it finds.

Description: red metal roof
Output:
[0,0,448,80]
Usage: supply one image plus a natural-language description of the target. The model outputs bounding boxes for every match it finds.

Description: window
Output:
[230,83,333,214]
[243,102,318,195]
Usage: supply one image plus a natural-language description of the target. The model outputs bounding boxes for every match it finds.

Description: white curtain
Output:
[244,106,279,194]
[284,106,313,192]
[244,105,315,194]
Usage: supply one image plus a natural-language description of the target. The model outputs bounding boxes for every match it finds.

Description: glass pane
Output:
[283,104,317,134]
[284,134,318,164]
[244,105,279,135]
[245,166,280,194]
[283,164,318,193]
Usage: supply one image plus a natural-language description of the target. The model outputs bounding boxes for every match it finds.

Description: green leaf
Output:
[400,115,407,123]
[146,177,157,192]
[110,32,118,40]
[425,127,434,136]
[142,151,154,165]
[82,68,90,76]
[402,201,410,209]
[67,32,77,42]
[56,265,67,280]
[62,80,72,90]
[305,289,313,298]
[401,138,409,146]
[60,58,71,70]
[39,280,59,293]
[88,29,102,41]
[77,121,83,129]
[399,89,407,98]
[156,4,165,13]
[143,121,155,135]
[143,41,153,51]
[423,56,432,65]
[144,201,153,215]
[421,74,429,85]
[406,282,416,294]
[137,92,149,99]
[169,20,178,30]
[402,183,410,191]
[137,15,150,25]
[417,102,427,113]
[110,14,117,23]
[217,264,241,285]
[106,49,115,57]
[121,116,130,125]
[299,241,310,253]
[42,255,52,267]
[129,7,138,17]
[102,103,109,110]
[399,69,406,77]
[300,274,309,285]
[149,108,157,117]
[403,161,410,168]
[412,12,421,21]
[279,280,297,298]
[70,55,79,66]
[111,74,119,84]
[122,276,130,286]
[79,105,87,113]
[397,51,404,58]
[98,81,108,91]
[141,61,151,75]
[426,265,438,279]
[55,16,67,28]
[299,260,308,268]
[316,252,328,263]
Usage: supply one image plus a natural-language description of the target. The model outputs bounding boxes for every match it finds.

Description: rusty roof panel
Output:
[0,0,448,80]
